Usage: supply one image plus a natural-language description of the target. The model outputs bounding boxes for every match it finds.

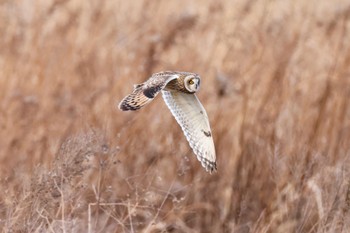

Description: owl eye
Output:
[189,80,194,85]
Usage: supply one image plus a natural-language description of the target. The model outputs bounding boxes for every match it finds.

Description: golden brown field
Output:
[1,0,350,232]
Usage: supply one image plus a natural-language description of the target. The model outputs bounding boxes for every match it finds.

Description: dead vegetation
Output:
[1,0,350,232]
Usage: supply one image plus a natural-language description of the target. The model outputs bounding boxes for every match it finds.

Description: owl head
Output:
[184,74,200,93]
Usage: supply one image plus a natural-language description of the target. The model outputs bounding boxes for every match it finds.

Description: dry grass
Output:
[1,0,350,232]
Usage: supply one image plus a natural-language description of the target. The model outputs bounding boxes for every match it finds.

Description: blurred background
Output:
[1,0,350,232]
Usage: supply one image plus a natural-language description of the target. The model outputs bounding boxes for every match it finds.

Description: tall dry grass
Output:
[1,0,350,232]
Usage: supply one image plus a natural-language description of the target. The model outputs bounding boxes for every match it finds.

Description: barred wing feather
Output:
[161,90,217,172]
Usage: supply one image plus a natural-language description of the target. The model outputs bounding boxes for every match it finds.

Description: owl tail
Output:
[118,85,152,111]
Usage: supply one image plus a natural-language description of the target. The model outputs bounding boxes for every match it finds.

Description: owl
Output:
[118,71,217,173]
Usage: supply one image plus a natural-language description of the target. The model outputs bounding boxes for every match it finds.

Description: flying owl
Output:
[118,71,217,173]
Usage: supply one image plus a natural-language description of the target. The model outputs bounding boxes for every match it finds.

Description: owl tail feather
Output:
[118,86,152,111]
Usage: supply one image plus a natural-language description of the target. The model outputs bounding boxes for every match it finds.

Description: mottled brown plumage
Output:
[118,72,178,111]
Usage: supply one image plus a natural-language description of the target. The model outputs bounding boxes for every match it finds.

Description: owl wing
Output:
[161,90,217,173]
[118,74,178,111]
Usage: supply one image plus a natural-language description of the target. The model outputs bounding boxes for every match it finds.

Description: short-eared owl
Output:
[118,71,217,173]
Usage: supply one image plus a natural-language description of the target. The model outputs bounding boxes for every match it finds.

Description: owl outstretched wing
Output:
[118,73,178,111]
[161,90,217,173]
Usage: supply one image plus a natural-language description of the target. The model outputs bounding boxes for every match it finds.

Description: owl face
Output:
[184,75,200,93]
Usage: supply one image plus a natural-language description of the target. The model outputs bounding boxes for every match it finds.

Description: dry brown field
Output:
[1,0,350,232]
